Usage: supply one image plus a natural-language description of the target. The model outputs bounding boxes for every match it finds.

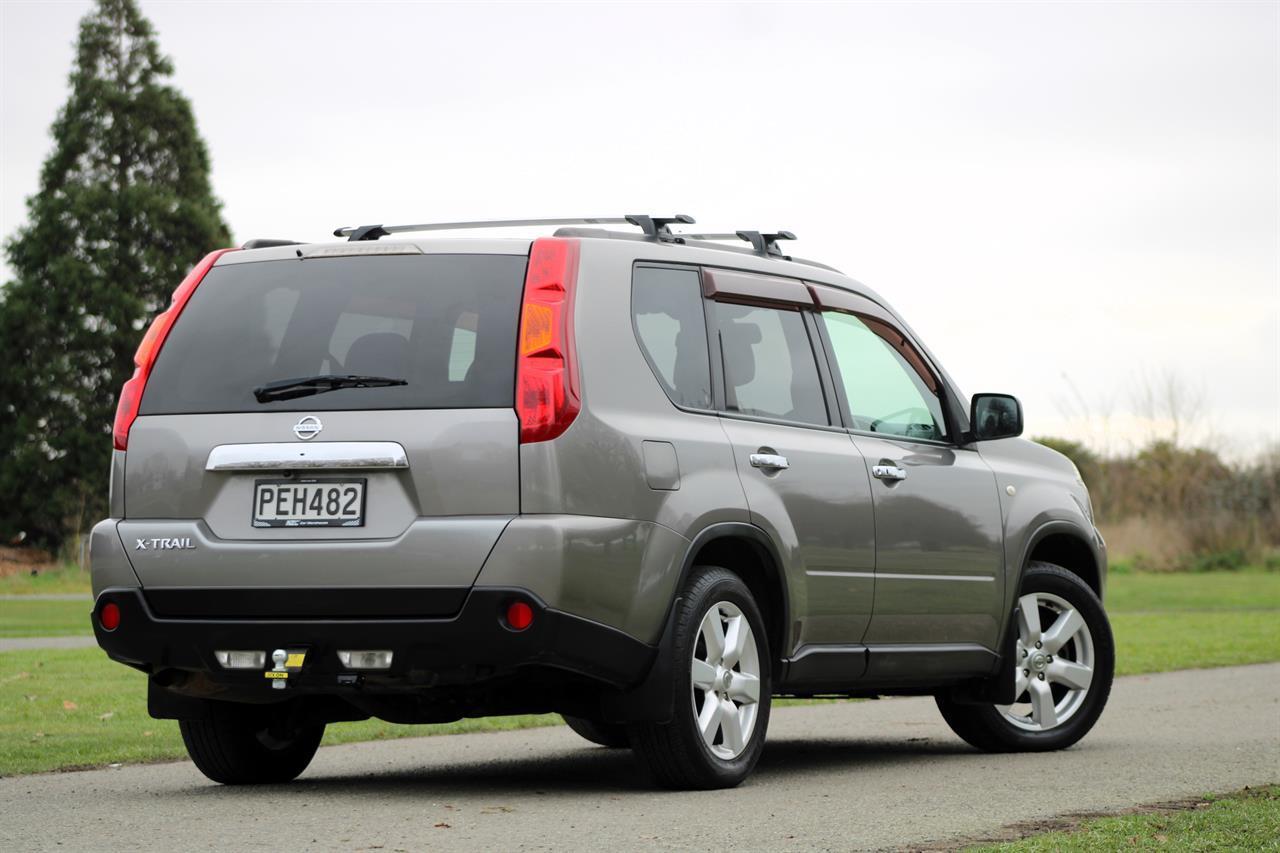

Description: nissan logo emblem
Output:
[293,416,323,440]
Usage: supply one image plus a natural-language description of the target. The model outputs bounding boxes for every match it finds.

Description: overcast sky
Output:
[2,1,1276,457]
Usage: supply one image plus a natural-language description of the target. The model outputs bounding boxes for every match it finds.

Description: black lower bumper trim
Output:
[143,586,468,619]
[93,586,655,692]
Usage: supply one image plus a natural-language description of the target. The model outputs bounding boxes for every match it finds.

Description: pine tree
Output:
[0,0,231,547]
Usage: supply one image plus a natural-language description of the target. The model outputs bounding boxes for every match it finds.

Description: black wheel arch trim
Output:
[672,522,791,649]
[1010,519,1105,612]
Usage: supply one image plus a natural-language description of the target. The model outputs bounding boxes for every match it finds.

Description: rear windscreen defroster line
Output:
[139,254,528,414]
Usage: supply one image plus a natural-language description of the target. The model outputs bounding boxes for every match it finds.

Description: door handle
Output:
[749,453,790,471]
[871,463,907,481]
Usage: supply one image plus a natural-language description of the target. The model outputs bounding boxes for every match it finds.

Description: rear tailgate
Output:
[120,248,527,611]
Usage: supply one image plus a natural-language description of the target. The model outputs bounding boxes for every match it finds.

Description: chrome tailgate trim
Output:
[205,441,409,471]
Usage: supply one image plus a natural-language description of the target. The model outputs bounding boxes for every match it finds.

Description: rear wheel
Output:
[562,714,630,749]
[179,702,324,784]
[937,562,1114,752]
[629,566,771,789]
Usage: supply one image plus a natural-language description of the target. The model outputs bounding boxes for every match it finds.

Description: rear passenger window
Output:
[632,267,712,409]
[713,302,828,426]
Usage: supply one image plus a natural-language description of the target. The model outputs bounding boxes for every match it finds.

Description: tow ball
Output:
[264,648,306,690]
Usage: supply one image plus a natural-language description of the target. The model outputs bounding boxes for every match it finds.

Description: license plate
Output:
[252,478,366,528]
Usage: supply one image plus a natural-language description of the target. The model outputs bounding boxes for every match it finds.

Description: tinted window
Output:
[714,302,827,426]
[141,254,526,413]
[821,311,947,440]
[632,266,712,409]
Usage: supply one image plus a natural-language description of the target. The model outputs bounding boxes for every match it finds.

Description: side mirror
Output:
[970,393,1023,441]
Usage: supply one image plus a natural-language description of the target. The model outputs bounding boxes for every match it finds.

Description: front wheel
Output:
[629,566,772,789]
[937,562,1114,752]
[179,702,324,784]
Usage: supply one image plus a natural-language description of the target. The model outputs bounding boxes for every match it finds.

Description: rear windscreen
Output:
[139,254,527,414]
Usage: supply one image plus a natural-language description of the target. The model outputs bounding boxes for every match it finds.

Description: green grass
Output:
[0,598,92,638]
[0,564,91,596]
[1105,572,1280,675]
[0,648,559,776]
[1112,611,1280,676]
[970,786,1280,851]
[1,571,1277,776]
[1105,571,1280,612]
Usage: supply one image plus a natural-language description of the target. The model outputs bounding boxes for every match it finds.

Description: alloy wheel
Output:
[690,601,762,759]
[998,591,1095,731]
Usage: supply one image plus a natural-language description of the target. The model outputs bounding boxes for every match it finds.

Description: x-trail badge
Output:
[293,416,322,440]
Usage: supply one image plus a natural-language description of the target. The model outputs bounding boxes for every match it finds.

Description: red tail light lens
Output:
[515,238,580,443]
[112,248,236,450]
[99,602,120,632]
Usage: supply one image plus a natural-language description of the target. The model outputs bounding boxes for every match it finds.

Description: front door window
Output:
[820,311,946,441]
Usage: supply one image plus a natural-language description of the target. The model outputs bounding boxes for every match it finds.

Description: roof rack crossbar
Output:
[333,216,692,242]
[676,230,797,257]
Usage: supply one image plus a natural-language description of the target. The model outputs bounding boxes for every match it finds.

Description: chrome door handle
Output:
[749,453,789,470]
[871,464,907,481]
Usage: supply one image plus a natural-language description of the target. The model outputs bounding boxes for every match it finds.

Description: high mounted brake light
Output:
[515,238,580,443]
[112,248,237,450]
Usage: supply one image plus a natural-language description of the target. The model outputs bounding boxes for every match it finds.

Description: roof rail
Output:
[676,230,797,258]
[332,215,695,242]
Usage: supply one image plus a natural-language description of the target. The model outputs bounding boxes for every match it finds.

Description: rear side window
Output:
[631,266,712,409]
[713,302,828,426]
[140,254,527,413]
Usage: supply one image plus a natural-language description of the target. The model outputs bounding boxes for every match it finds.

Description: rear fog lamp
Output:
[99,602,121,632]
[215,650,267,669]
[337,650,394,670]
[506,601,534,631]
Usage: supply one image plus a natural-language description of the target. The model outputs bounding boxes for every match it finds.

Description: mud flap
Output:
[148,679,213,720]
[597,595,683,724]
[947,607,1019,706]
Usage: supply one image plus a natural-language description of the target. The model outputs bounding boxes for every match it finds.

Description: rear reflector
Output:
[515,238,580,443]
[98,602,120,632]
[506,601,534,631]
[337,650,394,670]
[112,248,237,450]
[215,650,266,669]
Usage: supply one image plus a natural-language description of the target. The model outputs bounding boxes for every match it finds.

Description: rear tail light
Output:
[98,602,120,632]
[515,238,580,443]
[112,248,237,450]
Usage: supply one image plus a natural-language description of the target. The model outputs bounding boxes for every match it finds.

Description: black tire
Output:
[179,702,325,785]
[562,715,631,749]
[936,561,1114,752]
[629,565,772,789]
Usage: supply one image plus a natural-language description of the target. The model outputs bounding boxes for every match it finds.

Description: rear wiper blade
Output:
[253,374,407,403]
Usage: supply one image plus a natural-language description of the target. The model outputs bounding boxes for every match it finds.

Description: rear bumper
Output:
[92,586,655,694]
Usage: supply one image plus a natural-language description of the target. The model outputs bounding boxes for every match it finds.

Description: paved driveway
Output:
[2,664,1276,851]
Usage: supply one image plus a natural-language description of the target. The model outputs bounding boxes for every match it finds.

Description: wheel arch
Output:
[598,521,790,725]
[989,520,1105,679]
[1021,523,1104,598]
[681,522,791,670]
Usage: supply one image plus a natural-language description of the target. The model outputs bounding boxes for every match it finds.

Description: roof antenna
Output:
[625,214,695,241]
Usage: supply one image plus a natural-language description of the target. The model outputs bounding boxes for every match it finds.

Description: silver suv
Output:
[90,215,1112,789]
